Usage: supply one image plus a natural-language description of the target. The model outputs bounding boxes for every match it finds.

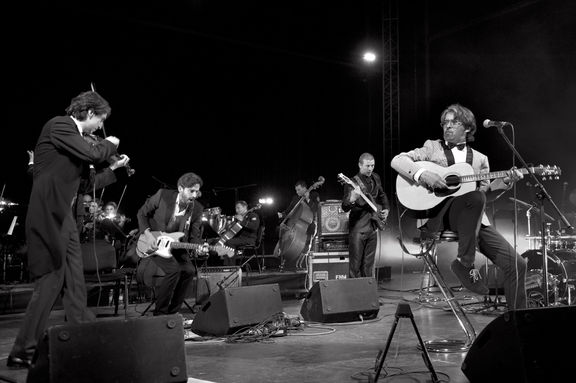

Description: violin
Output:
[83,133,135,176]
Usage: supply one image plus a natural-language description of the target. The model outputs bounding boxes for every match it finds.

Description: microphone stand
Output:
[494,125,573,306]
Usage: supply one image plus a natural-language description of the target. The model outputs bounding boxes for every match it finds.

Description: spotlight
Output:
[362,51,377,63]
[258,197,274,205]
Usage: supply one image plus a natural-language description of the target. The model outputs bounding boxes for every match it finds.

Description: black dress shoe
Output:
[6,355,32,369]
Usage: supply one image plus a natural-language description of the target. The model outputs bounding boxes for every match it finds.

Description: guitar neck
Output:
[459,168,531,183]
[170,242,203,251]
[355,187,379,212]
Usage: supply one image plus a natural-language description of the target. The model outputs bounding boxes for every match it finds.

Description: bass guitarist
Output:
[341,152,390,279]
[136,172,206,316]
[390,103,526,309]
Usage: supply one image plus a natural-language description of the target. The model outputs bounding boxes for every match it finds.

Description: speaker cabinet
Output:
[191,283,283,336]
[319,200,349,236]
[28,314,187,383]
[195,266,242,305]
[462,305,576,382]
[300,277,379,323]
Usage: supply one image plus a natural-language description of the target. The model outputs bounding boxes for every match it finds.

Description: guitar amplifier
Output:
[319,200,349,236]
[195,266,242,305]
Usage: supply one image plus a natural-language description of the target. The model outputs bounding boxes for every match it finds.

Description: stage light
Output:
[362,51,377,63]
[258,197,274,205]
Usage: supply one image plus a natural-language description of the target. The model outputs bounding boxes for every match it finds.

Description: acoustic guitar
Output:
[136,231,235,259]
[395,161,561,211]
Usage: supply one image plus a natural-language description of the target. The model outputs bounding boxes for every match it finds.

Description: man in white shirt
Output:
[391,103,526,309]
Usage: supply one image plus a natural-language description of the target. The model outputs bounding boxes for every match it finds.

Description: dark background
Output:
[2,0,575,251]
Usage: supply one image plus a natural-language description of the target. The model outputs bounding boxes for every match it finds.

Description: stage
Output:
[0,267,512,383]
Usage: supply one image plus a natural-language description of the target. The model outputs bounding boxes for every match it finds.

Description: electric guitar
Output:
[337,173,387,230]
[136,231,235,259]
[396,161,562,211]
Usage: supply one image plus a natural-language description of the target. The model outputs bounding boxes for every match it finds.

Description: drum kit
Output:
[523,229,576,307]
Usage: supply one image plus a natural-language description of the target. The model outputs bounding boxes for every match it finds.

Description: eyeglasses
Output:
[441,120,464,128]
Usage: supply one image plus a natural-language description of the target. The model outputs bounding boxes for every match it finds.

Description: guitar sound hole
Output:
[444,175,461,187]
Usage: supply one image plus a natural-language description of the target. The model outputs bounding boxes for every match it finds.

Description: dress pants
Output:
[10,214,95,360]
[348,229,377,278]
[478,225,527,309]
[151,254,196,315]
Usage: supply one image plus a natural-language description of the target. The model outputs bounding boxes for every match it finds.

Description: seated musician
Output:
[137,172,207,316]
[391,103,526,309]
[216,200,260,266]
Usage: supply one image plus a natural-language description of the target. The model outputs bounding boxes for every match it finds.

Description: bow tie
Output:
[446,142,466,151]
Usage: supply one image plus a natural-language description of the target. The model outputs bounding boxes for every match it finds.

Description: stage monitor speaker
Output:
[195,266,242,305]
[462,305,576,383]
[28,314,187,383]
[300,277,379,323]
[191,283,283,336]
[319,200,349,236]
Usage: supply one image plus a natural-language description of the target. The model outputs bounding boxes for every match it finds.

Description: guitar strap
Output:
[182,200,195,243]
[353,175,376,197]
[441,141,474,166]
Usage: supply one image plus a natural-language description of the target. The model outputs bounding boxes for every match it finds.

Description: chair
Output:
[236,225,266,273]
[81,239,134,317]
[398,229,477,353]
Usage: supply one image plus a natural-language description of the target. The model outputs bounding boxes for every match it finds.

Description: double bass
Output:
[278,176,325,268]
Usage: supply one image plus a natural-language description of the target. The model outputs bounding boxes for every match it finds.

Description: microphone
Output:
[483,119,512,128]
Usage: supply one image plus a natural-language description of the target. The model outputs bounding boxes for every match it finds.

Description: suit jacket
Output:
[391,139,511,229]
[137,189,204,243]
[341,172,390,232]
[26,116,117,279]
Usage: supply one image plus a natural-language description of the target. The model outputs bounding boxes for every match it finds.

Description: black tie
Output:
[447,142,466,150]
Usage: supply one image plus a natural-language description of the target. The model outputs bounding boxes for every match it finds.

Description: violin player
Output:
[8,90,128,369]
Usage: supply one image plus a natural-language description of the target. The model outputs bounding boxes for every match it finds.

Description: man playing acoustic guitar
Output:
[391,103,527,309]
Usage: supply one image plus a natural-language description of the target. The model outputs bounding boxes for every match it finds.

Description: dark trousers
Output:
[348,229,377,278]
[10,214,95,360]
[446,191,486,266]
[151,255,196,315]
[478,225,527,309]
[444,191,527,309]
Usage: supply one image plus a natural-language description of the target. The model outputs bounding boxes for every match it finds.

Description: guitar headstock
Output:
[337,173,353,186]
[533,164,561,180]
[215,245,235,258]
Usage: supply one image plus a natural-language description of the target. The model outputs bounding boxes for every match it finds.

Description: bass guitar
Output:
[136,231,235,259]
[217,204,262,246]
[337,173,387,230]
[396,161,561,211]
